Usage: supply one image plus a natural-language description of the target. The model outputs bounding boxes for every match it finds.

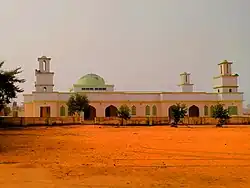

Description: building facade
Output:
[23,56,244,119]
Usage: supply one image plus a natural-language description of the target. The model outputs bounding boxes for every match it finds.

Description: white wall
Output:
[35,72,54,86]
[23,91,245,116]
[161,93,218,101]
[213,76,238,87]
[24,91,244,103]
[218,93,243,101]
[23,94,33,103]
[33,92,59,101]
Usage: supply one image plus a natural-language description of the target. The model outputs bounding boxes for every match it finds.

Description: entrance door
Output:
[40,107,51,117]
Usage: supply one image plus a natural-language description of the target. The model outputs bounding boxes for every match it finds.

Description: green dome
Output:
[76,73,105,86]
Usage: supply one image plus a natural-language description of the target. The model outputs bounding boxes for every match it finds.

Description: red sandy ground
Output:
[0,125,250,187]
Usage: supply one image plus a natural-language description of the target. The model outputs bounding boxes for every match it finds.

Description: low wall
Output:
[0,117,81,127]
[93,116,250,125]
[1,116,250,127]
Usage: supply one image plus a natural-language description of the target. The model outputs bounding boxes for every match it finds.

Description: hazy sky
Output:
[0,0,249,105]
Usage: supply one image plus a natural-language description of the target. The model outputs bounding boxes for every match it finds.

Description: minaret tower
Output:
[178,72,194,92]
[35,56,54,92]
[213,60,239,93]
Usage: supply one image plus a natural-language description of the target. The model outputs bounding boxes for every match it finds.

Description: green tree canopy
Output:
[67,93,89,116]
[117,104,131,125]
[0,61,25,111]
[170,103,187,127]
[211,103,230,127]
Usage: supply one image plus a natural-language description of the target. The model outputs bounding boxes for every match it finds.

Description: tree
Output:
[0,61,25,111]
[117,104,131,126]
[211,103,230,127]
[67,93,89,116]
[170,103,187,127]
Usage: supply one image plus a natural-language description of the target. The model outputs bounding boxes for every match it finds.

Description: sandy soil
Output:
[0,125,250,188]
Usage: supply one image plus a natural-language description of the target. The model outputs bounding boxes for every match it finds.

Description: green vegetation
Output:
[170,103,188,127]
[117,104,131,125]
[211,103,230,127]
[0,61,25,112]
[67,93,89,116]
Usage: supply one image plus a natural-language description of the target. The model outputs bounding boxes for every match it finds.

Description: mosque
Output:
[23,56,244,120]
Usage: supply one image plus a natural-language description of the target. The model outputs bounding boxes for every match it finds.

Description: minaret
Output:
[35,56,54,92]
[213,60,239,93]
[178,72,194,92]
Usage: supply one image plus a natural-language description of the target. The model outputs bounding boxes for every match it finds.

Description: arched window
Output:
[152,105,157,116]
[43,61,46,71]
[145,105,150,116]
[204,105,209,116]
[229,89,232,92]
[131,106,136,115]
[210,106,214,117]
[60,106,66,116]
[43,87,47,92]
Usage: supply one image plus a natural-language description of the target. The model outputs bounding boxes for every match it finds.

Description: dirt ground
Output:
[0,125,250,188]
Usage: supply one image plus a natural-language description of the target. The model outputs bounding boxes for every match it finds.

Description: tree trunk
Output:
[216,119,223,127]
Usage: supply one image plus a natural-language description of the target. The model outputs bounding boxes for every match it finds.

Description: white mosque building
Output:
[23,56,243,120]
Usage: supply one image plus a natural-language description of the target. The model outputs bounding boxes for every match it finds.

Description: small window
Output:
[95,88,98,90]
[218,89,220,93]
[131,106,136,115]
[145,105,150,116]
[152,105,157,116]
[82,88,85,90]
[210,106,214,117]
[43,87,47,92]
[60,106,66,116]
[229,89,232,92]
[204,105,209,116]
[103,88,107,90]
[90,88,93,90]
[43,61,46,71]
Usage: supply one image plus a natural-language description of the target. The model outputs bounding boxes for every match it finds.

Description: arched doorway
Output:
[105,105,118,117]
[84,105,96,120]
[168,105,175,120]
[189,105,199,117]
